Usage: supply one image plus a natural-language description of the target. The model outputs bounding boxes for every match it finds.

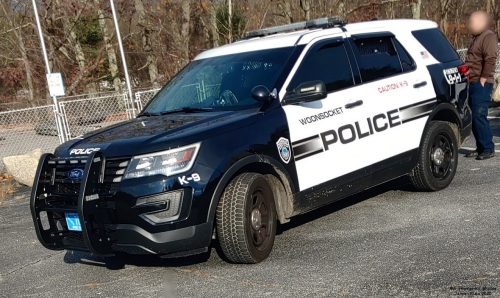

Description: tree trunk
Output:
[134,0,159,87]
[411,0,422,19]
[19,36,35,104]
[439,0,450,35]
[0,2,35,104]
[338,0,346,20]
[440,12,449,35]
[180,0,191,62]
[55,0,88,95]
[278,0,294,23]
[209,1,219,47]
[95,0,121,93]
[300,0,311,20]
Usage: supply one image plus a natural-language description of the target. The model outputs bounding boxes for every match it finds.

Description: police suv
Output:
[31,17,470,264]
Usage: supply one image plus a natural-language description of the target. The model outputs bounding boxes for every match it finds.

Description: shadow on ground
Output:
[63,176,413,270]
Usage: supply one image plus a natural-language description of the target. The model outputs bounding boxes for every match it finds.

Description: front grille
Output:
[62,231,85,248]
[56,183,81,195]
[66,231,83,242]
[49,157,130,196]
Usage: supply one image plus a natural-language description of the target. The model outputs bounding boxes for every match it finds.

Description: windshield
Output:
[142,47,295,114]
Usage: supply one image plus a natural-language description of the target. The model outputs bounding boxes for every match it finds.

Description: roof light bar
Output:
[245,16,345,38]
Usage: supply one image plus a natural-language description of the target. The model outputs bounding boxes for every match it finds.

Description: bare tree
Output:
[95,0,121,92]
[210,1,220,47]
[277,0,294,23]
[134,0,159,87]
[300,0,311,20]
[0,0,496,105]
[411,0,422,19]
[0,1,35,103]
[439,0,452,35]
[53,0,92,94]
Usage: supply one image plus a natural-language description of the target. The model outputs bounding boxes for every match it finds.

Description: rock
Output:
[2,149,43,187]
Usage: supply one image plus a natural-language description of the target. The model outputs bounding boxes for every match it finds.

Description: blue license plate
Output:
[65,213,82,232]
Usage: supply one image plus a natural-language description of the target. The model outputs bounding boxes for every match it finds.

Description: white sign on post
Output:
[46,73,65,97]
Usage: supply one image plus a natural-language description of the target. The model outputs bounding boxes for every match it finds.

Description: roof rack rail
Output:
[244,16,345,39]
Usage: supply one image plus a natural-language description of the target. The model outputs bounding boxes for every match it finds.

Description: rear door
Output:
[345,32,437,181]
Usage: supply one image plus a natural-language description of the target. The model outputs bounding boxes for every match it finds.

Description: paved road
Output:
[0,117,499,298]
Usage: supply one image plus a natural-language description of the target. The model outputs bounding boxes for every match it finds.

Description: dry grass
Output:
[0,173,16,203]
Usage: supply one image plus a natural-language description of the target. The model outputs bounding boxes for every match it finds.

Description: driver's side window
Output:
[288,41,354,93]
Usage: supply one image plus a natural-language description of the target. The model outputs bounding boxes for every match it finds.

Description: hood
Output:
[55,110,258,158]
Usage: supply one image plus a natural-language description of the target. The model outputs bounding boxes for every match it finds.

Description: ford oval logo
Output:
[68,169,84,180]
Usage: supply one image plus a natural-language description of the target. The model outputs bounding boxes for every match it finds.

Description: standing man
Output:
[465,11,497,160]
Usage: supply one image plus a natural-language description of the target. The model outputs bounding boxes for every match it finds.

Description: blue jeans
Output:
[469,82,494,153]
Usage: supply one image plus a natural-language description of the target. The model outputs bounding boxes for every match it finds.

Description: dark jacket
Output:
[465,29,498,84]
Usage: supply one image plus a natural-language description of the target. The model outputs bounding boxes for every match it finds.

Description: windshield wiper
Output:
[160,107,215,115]
[137,112,161,118]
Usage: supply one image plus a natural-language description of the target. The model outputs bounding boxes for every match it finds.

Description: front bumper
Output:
[30,151,214,257]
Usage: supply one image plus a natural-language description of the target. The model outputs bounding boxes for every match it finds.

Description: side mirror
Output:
[284,80,327,105]
[251,85,271,102]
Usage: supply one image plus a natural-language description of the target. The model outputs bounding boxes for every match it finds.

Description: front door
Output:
[281,36,372,193]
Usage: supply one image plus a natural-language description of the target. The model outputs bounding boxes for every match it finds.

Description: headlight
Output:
[123,143,200,180]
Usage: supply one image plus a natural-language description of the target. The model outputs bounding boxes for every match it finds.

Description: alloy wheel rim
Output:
[429,134,454,180]
[248,189,271,250]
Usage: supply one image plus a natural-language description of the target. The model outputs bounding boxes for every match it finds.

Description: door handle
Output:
[345,100,363,109]
[413,81,427,88]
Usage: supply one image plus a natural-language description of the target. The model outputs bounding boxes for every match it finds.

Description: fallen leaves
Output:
[85,283,101,287]
[0,173,16,200]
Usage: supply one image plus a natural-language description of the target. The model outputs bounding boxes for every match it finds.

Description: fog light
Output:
[137,190,183,224]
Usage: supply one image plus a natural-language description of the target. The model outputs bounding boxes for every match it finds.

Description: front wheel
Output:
[410,121,459,191]
[216,173,277,264]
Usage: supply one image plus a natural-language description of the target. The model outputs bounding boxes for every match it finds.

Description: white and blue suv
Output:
[31,17,470,264]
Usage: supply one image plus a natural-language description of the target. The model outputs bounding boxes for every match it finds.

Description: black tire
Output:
[216,173,277,264]
[410,121,459,191]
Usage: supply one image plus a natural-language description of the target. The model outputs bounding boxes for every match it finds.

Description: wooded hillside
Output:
[0,0,495,107]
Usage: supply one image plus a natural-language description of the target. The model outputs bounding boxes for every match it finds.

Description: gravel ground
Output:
[0,111,499,298]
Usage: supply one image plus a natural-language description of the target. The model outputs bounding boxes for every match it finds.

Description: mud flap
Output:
[30,153,65,250]
[77,151,114,256]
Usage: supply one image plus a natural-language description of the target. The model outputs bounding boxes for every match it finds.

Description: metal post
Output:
[110,0,135,117]
[228,0,232,43]
[31,0,66,143]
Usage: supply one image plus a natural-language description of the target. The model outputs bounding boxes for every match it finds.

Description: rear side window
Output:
[412,28,460,63]
[288,42,354,93]
[393,39,417,72]
[352,36,402,83]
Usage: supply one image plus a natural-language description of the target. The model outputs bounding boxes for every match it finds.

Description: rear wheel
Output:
[216,173,276,264]
[410,121,458,191]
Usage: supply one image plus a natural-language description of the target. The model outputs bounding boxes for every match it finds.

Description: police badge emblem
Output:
[276,137,291,164]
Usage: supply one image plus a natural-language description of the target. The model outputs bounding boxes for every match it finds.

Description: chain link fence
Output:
[59,93,134,139]
[457,48,467,62]
[0,92,137,172]
[135,88,161,111]
[457,44,500,78]
[0,105,60,171]
[0,100,52,112]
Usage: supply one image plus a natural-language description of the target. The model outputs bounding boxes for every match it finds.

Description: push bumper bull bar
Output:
[31,151,116,256]
[31,152,213,257]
